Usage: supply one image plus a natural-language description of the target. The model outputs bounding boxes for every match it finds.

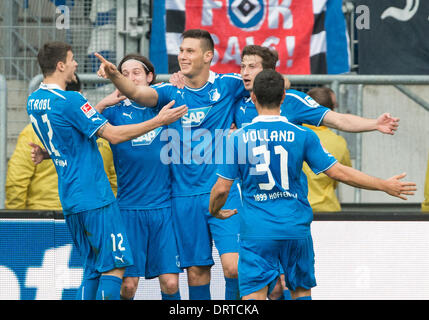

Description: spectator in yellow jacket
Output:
[302,87,352,212]
[5,75,117,210]
[422,154,429,212]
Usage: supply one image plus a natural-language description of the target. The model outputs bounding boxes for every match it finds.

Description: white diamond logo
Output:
[231,0,262,25]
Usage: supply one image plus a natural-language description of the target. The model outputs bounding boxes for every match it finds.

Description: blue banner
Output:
[0,219,83,300]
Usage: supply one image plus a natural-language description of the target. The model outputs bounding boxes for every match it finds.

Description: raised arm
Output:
[324,162,416,200]
[322,110,399,134]
[95,52,159,107]
[96,100,187,145]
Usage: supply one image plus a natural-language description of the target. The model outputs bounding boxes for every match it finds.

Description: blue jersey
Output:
[233,89,330,198]
[153,71,247,196]
[26,83,115,214]
[234,89,330,128]
[218,115,337,240]
[102,99,171,209]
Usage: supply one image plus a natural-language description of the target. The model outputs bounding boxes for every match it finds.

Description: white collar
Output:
[252,115,289,123]
[39,82,64,91]
[184,70,216,91]
[208,70,216,83]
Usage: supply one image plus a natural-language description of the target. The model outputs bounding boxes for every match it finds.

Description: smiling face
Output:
[178,37,212,78]
[120,59,153,87]
[240,54,264,92]
[63,50,78,84]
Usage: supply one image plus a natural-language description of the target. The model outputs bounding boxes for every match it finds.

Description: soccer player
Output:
[96,29,247,300]
[95,53,182,300]
[232,44,401,300]
[27,41,187,300]
[236,45,399,133]
[6,75,116,210]
[209,69,416,300]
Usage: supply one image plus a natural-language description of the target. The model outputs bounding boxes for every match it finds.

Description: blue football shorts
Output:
[238,236,316,297]
[64,201,134,280]
[120,206,183,279]
[171,191,240,268]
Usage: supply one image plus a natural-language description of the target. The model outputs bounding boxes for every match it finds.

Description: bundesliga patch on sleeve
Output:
[304,96,320,108]
[80,102,96,118]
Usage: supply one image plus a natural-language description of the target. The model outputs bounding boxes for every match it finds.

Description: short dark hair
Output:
[241,45,279,70]
[118,53,156,85]
[307,87,336,110]
[253,69,284,109]
[65,73,81,91]
[182,29,214,53]
[37,41,72,76]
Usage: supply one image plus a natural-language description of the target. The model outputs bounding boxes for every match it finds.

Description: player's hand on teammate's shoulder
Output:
[95,52,121,79]
[384,172,416,200]
[156,100,188,125]
[169,71,186,89]
[376,112,400,135]
[97,89,126,111]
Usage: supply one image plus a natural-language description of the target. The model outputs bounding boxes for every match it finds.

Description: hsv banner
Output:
[184,0,314,74]
[150,0,350,75]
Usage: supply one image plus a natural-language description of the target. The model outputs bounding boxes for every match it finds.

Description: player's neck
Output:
[184,68,210,89]
[43,74,67,90]
[257,110,281,116]
[255,104,281,116]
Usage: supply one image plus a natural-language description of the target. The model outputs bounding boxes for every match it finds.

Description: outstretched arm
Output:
[97,100,187,145]
[209,177,238,219]
[322,111,399,135]
[95,52,159,107]
[325,162,416,200]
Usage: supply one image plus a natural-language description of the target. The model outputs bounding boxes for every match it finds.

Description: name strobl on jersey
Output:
[27,98,51,110]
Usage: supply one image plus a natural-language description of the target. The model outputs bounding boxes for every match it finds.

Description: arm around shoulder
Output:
[97,100,187,144]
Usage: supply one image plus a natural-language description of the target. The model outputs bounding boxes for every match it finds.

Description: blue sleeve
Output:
[102,105,113,121]
[102,103,123,125]
[152,82,175,111]
[222,73,248,101]
[63,92,108,138]
[281,90,330,126]
[303,129,337,175]
[217,132,239,181]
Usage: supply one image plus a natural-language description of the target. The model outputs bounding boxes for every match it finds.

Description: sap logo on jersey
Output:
[181,106,212,127]
[132,127,162,146]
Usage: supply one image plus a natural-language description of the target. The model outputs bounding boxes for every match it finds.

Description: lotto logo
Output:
[181,106,212,127]
[80,103,96,118]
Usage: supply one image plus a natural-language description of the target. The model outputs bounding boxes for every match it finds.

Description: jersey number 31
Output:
[252,144,289,191]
